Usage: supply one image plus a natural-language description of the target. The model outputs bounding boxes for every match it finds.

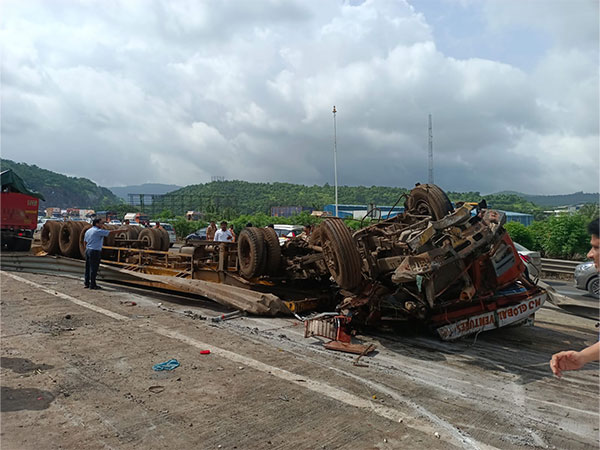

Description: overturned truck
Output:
[39,184,545,340]
[235,183,546,340]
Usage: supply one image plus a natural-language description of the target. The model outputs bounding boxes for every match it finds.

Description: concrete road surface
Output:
[1,272,599,449]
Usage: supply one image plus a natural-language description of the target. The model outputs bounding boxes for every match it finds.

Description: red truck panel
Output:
[1,193,39,230]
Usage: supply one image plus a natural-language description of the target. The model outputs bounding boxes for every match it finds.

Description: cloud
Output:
[1,0,598,195]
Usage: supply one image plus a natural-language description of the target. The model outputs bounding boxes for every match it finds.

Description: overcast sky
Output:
[2,0,599,194]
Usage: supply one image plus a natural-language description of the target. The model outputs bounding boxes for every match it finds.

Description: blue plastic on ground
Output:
[152,359,180,371]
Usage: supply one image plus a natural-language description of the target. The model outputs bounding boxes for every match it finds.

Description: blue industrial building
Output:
[324,204,534,226]
[323,204,404,219]
[499,211,534,227]
[270,206,314,218]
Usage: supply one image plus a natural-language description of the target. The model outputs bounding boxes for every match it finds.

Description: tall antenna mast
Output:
[428,113,434,184]
[333,105,339,217]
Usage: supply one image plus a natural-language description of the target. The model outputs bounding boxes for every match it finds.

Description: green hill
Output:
[152,180,410,215]
[0,159,122,209]
[150,182,559,219]
[493,190,599,207]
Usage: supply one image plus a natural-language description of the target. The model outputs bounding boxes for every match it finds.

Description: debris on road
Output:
[148,385,165,394]
[152,359,180,371]
[211,310,245,322]
[323,341,376,356]
[183,310,206,320]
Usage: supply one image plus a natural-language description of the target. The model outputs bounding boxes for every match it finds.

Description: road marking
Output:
[6,272,443,439]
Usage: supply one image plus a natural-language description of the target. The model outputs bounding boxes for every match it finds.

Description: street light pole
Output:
[332,105,338,217]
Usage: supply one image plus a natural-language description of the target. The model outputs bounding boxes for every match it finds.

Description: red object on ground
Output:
[200,350,211,355]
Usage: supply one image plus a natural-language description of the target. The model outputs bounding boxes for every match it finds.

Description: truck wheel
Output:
[138,228,162,250]
[79,224,92,259]
[260,227,282,276]
[319,218,362,290]
[587,276,599,296]
[2,235,16,251]
[158,229,170,251]
[59,221,85,257]
[41,221,62,255]
[238,227,265,279]
[15,237,32,252]
[405,184,453,220]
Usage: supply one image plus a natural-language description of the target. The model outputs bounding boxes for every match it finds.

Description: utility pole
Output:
[428,114,434,184]
[333,105,339,217]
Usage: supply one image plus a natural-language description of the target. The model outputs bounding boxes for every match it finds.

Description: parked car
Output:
[185,227,207,244]
[162,223,176,246]
[514,242,542,284]
[273,224,304,245]
[575,261,599,296]
[109,219,122,225]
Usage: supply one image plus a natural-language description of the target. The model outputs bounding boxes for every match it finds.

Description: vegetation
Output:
[1,159,122,209]
[149,180,410,216]
[504,211,594,260]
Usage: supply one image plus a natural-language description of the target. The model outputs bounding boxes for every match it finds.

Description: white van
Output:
[273,224,304,245]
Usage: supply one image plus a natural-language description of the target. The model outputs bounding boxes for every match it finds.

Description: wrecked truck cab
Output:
[301,184,545,340]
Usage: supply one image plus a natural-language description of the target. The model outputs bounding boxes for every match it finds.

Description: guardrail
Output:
[541,258,584,275]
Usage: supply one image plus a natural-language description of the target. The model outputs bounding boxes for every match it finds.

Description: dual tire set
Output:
[236,221,363,292]
[41,221,170,259]
[237,227,282,279]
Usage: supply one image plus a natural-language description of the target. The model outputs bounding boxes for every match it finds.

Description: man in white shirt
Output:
[214,221,233,242]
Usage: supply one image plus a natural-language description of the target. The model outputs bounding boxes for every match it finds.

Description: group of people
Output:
[206,221,235,242]
[81,213,600,378]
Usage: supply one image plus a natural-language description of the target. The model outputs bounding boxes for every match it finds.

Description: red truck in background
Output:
[1,169,45,252]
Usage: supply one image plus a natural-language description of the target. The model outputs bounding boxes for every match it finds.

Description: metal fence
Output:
[541,258,584,275]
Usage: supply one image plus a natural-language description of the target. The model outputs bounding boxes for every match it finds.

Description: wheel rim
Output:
[591,278,600,296]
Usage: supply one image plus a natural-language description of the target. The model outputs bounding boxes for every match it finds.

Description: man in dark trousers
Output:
[83,218,118,290]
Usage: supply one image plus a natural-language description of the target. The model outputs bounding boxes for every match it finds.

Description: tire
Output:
[587,276,599,296]
[237,227,266,279]
[102,224,118,248]
[79,224,92,259]
[260,227,282,276]
[41,221,62,255]
[127,225,141,240]
[157,228,170,251]
[59,221,85,257]
[405,183,453,220]
[319,218,362,290]
[14,236,32,252]
[138,228,162,250]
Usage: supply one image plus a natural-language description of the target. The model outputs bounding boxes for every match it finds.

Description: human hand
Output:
[550,350,585,377]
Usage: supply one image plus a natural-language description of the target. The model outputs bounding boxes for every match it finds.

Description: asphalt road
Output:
[2,271,599,450]
[544,279,597,303]
[542,278,599,322]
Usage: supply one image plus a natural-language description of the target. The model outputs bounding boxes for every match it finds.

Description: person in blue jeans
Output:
[83,218,118,290]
